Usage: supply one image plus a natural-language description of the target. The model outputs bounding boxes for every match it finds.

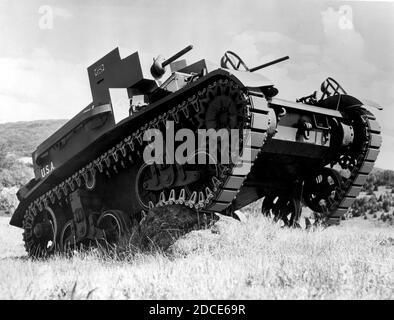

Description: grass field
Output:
[0,211,393,300]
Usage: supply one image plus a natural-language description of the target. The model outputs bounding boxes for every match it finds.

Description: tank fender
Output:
[357,98,383,111]
[10,205,25,228]
[319,94,383,112]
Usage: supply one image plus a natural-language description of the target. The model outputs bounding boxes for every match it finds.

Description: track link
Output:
[327,107,382,224]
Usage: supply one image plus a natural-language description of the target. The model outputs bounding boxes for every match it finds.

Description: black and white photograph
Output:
[0,0,393,306]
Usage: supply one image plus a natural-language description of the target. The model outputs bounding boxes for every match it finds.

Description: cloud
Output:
[0,1,392,169]
[320,6,378,79]
[0,48,90,123]
[228,6,382,92]
[227,6,393,169]
[0,94,43,123]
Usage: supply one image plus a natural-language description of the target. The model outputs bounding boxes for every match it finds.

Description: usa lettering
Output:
[41,162,55,178]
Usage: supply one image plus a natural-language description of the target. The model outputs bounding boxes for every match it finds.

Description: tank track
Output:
[326,107,382,225]
[22,78,277,254]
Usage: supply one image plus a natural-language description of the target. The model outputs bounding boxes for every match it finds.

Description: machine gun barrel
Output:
[249,55,289,72]
[162,45,194,67]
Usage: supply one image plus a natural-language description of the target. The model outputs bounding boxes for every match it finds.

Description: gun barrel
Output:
[162,45,194,67]
[249,56,289,72]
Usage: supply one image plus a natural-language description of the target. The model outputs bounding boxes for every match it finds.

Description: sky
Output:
[0,0,393,169]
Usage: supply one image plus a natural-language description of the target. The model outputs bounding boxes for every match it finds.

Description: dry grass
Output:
[0,211,393,300]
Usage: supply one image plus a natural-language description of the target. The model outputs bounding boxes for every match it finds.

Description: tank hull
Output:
[11,49,382,257]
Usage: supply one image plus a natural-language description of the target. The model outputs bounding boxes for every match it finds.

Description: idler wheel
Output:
[23,206,58,257]
[33,220,53,239]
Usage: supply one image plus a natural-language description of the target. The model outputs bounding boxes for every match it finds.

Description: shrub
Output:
[0,186,19,215]
[348,190,394,224]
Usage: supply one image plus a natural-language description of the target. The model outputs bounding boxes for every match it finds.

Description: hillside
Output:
[0,120,67,215]
[0,119,67,157]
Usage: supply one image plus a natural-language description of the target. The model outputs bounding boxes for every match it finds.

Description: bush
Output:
[348,190,394,224]
[0,150,33,216]
[362,169,394,192]
[0,186,19,215]
[0,154,33,188]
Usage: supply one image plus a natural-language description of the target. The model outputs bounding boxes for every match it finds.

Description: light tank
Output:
[10,45,382,256]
